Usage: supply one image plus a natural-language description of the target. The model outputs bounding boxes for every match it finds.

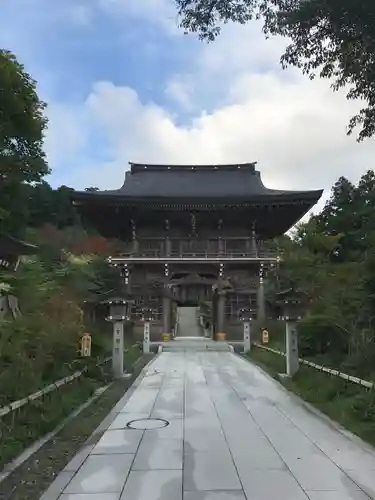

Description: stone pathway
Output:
[40,352,375,500]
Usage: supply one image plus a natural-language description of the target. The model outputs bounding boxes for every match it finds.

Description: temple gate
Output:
[72,162,322,341]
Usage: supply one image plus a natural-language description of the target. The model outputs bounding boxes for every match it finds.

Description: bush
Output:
[298,314,349,361]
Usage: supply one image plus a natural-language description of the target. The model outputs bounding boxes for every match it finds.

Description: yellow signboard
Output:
[262,329,269,344]
[80,333,92,357]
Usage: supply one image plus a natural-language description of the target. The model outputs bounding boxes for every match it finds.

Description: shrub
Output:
[298,314,349,361]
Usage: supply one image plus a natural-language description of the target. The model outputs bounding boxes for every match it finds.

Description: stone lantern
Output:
[239,307,256,354]
[101,296,133,378]
[276,288,307,376]
[140,306,154,353]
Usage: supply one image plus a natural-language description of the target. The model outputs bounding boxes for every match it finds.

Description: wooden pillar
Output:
[218,238,224,256]
[251,222,257,256]
[245,237,251,254]
[217,292,226,335]
[163,296,171,333]
[165,219,171,256]
[131,219,138,254]
[257,275,266,328]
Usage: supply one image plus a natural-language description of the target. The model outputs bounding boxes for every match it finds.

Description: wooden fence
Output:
[253,343,374,390]
[0,356,112,418]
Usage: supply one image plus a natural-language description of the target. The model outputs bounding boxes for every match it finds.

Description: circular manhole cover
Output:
[126,418,169,430]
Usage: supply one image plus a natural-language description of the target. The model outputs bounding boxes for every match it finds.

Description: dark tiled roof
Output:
[0,234,37,256]
[74,163,323,202]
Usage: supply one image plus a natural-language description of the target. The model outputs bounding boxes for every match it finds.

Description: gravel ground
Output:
[0,355,153,500]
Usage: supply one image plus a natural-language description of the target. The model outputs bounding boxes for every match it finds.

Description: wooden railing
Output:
[254,344,374,389]
[118,239,279,259]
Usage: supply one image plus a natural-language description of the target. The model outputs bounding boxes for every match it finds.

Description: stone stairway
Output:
[160,305,232,352]
[162,337,232,352]
[175,306,203,337]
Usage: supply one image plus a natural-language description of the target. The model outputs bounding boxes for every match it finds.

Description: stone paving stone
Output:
[91,429,144,455]
[183,492,246,500]
[132,437,183,470]
[37,351,375,500]
[285,454,362,492]
[305,492,372,500]
[63,454,133,494]
[119,470,182,500]
[107,413,150,430]
[60,495,120,500]
[239,468,309,500]
[183,452,241,491]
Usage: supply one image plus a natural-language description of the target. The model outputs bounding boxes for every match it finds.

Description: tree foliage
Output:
[271,168,375,377]
[176,0,375,141]
[0,50,49,234]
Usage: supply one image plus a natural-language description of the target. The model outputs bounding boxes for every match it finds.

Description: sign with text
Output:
[143,322,151,353]
[262,329,269,344]
[80,333,92,357]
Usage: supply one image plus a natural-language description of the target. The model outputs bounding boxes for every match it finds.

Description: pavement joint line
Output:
[215,352,312,499]
[240,352,375,459]
[34,347,375,500]
[38,356,156,500]
[200,351,247,497]
[237,353,375,498]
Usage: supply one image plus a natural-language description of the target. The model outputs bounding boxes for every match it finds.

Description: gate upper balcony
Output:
[109,238,281,264]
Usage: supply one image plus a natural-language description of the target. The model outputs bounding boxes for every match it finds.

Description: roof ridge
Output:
[129,162,257,173]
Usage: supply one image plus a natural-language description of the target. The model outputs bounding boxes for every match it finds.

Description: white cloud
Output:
[98,0,180,34]
[165,78,195,110]
[44,103,88,169]
[45,19,375,219]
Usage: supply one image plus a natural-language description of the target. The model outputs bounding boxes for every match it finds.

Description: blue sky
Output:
[0,0,373,204]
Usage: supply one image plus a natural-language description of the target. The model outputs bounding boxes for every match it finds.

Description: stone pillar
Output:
[285,321,299,376]
[217,292,226,336]
[112,322,124,378]
[257,277,266,328]
[243,321,251,353]
[143,321,150,354]
[163,295,171,334]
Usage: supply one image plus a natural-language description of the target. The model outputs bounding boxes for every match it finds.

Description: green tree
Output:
[315,171,375,260]
[0,50,49,235]
[26,183,79,228]
[176,0,375,141]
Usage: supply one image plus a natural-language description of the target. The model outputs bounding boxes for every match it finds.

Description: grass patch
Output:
[248,346,375,448]
[0,353,153,500]
[0,376,101,470]
[0,345,142,470]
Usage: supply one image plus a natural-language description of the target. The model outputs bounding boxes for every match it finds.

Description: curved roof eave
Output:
[72,189,323,205]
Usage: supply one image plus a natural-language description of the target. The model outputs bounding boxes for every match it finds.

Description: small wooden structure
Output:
[0,234,38,318]
[0,233,37,272]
